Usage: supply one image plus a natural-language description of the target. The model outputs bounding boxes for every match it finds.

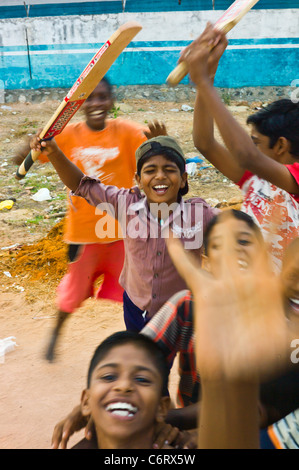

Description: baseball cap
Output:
[136,136,188,195]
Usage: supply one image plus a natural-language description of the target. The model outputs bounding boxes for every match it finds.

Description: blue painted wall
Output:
[1,1,299,90]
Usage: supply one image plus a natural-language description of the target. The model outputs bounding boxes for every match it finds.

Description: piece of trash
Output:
[33,314,55,320]
[1,105,12,110]
[0,337,18,364]
[170,108,179,113]
[0,199,15,210]
[186,162,198,176]
[186,156,204,164]
[31,188,52,201]
[3,271,12,277]
[181,104,193,112]
[13,285,24,292]
[1,243,20,251]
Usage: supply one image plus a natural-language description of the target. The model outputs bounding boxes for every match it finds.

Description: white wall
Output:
[1,9,299,89]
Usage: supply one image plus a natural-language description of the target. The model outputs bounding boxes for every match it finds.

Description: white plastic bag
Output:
[0,337,18,364]
[31,188,52,201]
[186,162,198,176]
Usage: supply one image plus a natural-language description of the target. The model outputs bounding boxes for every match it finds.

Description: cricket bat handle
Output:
[16,148,41,180]
[167,62,189,87]
[166,22,235,87]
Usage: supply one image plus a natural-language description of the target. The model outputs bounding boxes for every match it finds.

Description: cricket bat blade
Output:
[16,21,142,179]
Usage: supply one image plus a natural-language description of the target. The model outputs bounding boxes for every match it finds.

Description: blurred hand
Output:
[12,137,31,165]
[144,120,168,139]
[180,22,228,85]
[153,421,197,449]
[30,129,59,157]
[51,405,92,449]
[166,218,291,382]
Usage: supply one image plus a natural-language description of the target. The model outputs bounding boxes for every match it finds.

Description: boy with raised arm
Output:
[184,23,299,271]
[30,133,216,332]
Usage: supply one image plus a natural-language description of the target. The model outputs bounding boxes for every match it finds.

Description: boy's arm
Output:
[166,224,291,448]
[198,380,259,449]
[184,25,299,194]
[12,138,31,166]
[193,90,244,182]
[190,25,244,183]
[198,82,299,194]
[30,135,83,192]
[165,403,198,431]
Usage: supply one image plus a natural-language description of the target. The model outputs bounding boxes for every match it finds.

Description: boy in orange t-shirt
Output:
[14,77,147,362]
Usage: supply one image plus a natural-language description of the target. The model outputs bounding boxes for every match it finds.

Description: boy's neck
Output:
[85,120,106,132]
[147,197,181,223]
[280,154,297,165]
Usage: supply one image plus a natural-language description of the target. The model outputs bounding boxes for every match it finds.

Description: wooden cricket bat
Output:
[16,21,142,179]
[166,0,260,86]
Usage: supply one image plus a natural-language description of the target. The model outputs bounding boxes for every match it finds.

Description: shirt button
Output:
[153,294,157,299]
[157,251,162,256]
[154,273,158,278]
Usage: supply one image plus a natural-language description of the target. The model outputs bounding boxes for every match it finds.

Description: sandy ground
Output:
[0,96,253,449]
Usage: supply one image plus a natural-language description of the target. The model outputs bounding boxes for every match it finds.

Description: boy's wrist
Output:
[196,76,213,91]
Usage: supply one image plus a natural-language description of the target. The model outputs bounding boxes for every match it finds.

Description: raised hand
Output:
[166,214,290,382]
[51,404,92,449]
[144,120,168,139]
[180,22,228,86]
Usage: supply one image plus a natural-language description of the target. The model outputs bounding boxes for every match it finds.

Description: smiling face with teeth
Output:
[83,79,114,131]
[135,154,187,207]
[81,342,170,449]
[204,214,264,279]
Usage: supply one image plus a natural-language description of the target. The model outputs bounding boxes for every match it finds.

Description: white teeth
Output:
[89,111,104,116]
[106,402,138,414]
[154,185,168,189]
[238,260,248,269]
[111,410,133,417]
[290,298,299,305]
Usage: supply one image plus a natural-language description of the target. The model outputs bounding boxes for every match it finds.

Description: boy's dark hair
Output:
[247,99,299,158]
[85,76,113,99]
[87,331,169,396]
[204,209,263,254]
[100,76,114,98]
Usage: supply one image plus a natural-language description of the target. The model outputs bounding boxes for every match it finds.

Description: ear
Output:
[155,396,171,423]
[135,172,142,189]
[201,254,211,272]
[180,171,188,190]
[81,389,91,417]
[274,136,291,157]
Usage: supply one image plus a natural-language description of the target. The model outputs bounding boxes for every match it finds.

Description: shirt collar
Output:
[129,195,187,225]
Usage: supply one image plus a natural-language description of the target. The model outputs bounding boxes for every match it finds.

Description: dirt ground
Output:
[0,95,254,449]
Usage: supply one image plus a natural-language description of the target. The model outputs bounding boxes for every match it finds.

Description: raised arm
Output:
[183,25,299,194]
[30,134,83,192]
[184,24,244,183]
[166,220,291,449]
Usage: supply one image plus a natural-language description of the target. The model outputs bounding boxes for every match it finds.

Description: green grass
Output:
[25,215,44,225]
[221,92,232,106]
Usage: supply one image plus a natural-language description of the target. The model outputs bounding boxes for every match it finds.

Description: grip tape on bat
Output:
[15,148,41,180]
[167,62,189,87]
